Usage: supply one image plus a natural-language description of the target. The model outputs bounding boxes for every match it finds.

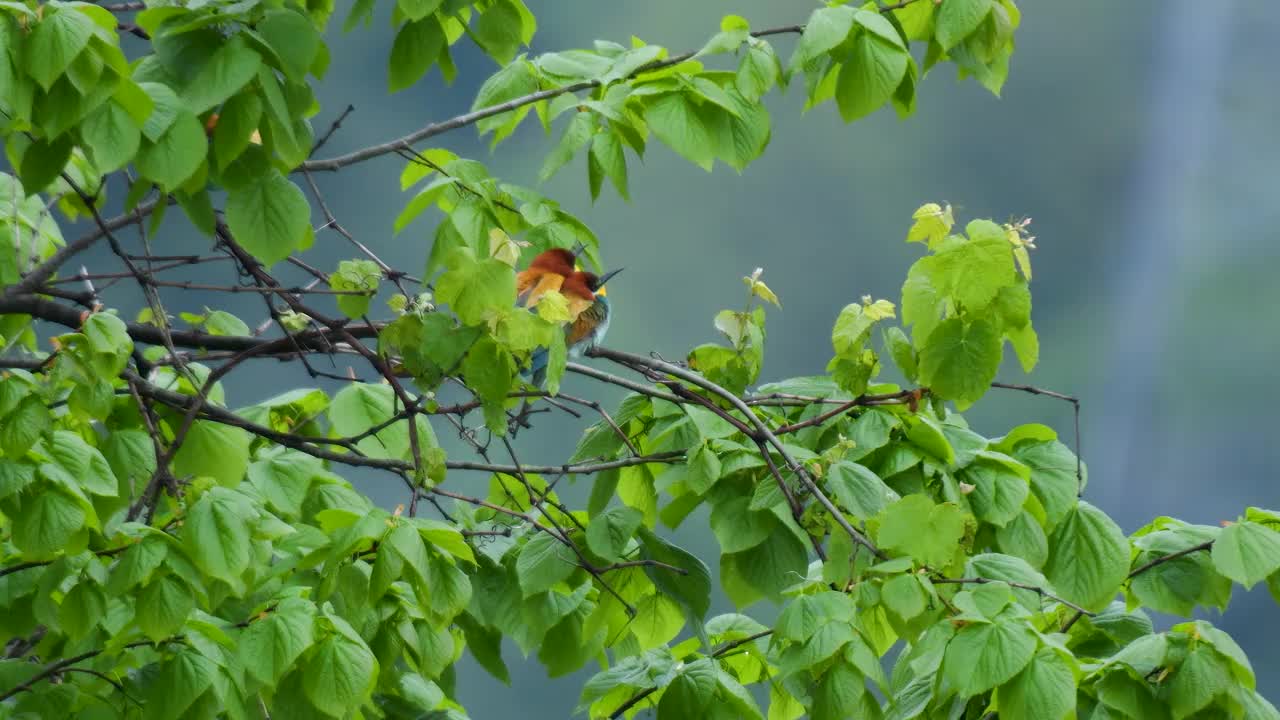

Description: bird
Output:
[517,249,622,387]
[516,247,576,308]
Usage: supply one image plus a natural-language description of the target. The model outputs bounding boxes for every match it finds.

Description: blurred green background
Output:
[57,0,1280,715]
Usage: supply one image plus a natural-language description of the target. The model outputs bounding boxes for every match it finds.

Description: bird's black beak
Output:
[597,268,624,288]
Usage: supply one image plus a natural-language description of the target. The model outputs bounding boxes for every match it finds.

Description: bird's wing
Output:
[516,270,565,307]
[566,302,605,346]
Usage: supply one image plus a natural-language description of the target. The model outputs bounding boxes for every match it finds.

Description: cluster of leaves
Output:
[3,0,1280,719]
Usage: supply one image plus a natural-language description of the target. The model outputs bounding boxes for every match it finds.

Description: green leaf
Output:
[722,527,808,602]
[831,302,878,357]
[540,110,595,183]
[240,598,315,685]
[257,9,320,82]
[303,633,378,713]
[709,495,776,554]
[25,8,95,90]
[793,6,856,65]
[907,202,954,247]
[213,91,262,169]
[996,649,1076,720]
[883,326,917,381]
[461,337,515,432]
[882,573,927,622]
[1175,619,1255,689]
[394,176,457,234]
[45,430,117,497]
[80,100,141,173]
[1211,520,1280,589]
[225,169,311,266]
[906,415,955,464]
[180,35,262,114]
[1013,440,1079,529]
[2,396,54,460]
[934,234,1017,312]
[516,531,577,596]
[638,527,712,621]
[330,259,381,318]
[1044,501,1128,610]
[875,494,967,568]
[172,420,251,487]
[183,487,253,584]
[396,0,444,21]
[389,15,445,92]
[966,553,1053,611]
[59,580,104,641]
[473,0,527,65]
[147,649,218,720]
[17,136,74,194]
[473,59,538,136]
[588,130,628,200]
[0,461,36,500]
[137,574,194,641]
[1130,545,1230,617]
[202,309,250,337]
[736,42,780,101]
[657,658,717,717]
[436,251,517,326]
[329,383,436,461]
[1007,323,1039,372]
[1169,646,1230,719]
[136,110,207,190]
[827,461,899,521]
[937,0,993,50]
[11,488,84,558]
[942,618,1037,696]
[685,441,722,495]
[834,33,908,122]
[996,512,1049,569]
[961,459,1029,527]
[586,505,643,562]
[918,318,1002,409]
[642,92,716,171]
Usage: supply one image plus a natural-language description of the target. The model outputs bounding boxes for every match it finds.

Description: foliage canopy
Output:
[1,0,1278,718]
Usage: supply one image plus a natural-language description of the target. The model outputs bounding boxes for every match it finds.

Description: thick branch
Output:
[0,293,379,352]
[124,368,679,476]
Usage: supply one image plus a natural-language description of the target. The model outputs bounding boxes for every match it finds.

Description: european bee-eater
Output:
[516,249,622,386]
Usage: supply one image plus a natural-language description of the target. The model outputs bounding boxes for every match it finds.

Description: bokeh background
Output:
[42,0,1280,715]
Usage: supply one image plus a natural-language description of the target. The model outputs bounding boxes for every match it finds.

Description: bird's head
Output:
[573,267,623,298]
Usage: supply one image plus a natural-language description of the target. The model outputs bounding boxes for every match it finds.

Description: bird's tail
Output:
[512,347,549,435]
[525,346,549,388]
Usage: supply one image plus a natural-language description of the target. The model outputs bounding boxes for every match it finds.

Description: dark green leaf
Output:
[942,618,1036,696]
[136,110,207,190]
[181,35,262,114]
[516,531,577,596]
[183,487,253,584]
[936,0,993,50]
[835,33,908,122]
[258,9,320,82]
[1044,501,1128,610]
[80,100,141,172]
[1212,520,1280,589]
[25,8,95,90]
[225,169,311,266]
[918,318,1002,410]
[389,15,445,92]
[996,649,1076,720]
